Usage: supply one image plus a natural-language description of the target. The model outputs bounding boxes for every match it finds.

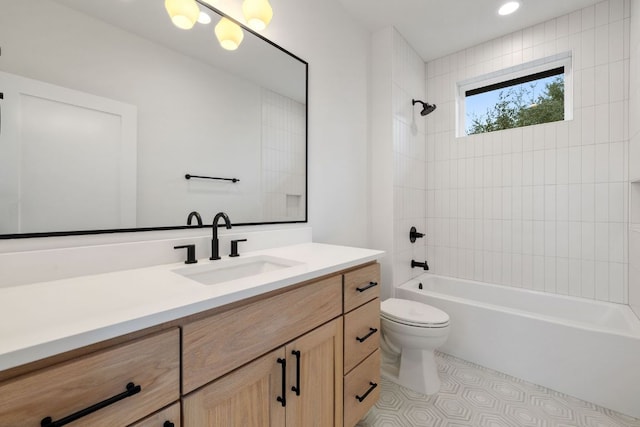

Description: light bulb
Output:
[215,17,244,51]
[242,0,273,31]
[198,12,212,25]
[165,0,200,30]
[498,1,520,16]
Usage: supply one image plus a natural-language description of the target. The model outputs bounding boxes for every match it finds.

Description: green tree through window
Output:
[466,76,564,135]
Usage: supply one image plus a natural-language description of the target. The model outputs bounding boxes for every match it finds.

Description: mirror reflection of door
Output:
[0,71,137,234]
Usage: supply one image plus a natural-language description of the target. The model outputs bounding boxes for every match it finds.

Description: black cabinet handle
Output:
[40,382,141,427]
[163,422,175,427]
[276,358,286,407]
[355,382,378,403]
[356,327,378,343]
[291,350,301,396]
[356,281,378,292]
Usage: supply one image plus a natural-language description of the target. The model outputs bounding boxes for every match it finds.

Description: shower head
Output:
[412,99,437,116]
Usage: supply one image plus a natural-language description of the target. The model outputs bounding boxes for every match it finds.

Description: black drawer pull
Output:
[356,327,378,343]
[291,350,301,396]
[276,358,286,407]
[163,422,175,427]
[356,382,378,403]
[356,281,378,292]
[40,382,141,427]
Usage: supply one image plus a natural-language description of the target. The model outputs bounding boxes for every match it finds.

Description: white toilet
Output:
[380,298,450,395]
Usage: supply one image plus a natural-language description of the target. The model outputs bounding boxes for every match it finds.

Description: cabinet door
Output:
[183,348,286,427]
[286,318,343,427]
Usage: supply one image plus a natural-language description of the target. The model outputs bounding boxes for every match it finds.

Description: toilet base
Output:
[381,347,441,396]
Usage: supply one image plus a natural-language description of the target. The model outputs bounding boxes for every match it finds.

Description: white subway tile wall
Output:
[421,0,631,303]
[261,89,306,221]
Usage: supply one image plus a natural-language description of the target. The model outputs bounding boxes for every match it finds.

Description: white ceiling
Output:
[335,0,601,61]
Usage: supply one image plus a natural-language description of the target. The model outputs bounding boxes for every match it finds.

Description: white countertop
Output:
[0,243,383,371]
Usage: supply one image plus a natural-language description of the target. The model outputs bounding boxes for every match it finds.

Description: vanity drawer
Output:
[0,329,180,427]
[343,349,381,427]
[344,263,380,313]
[182,275,342,393]
[344,298,380,374]
[130,402,181,427]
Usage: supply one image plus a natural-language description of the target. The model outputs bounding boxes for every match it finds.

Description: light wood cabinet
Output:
[344,299,380,374]
[284,318,343,427]
[183,347,286,427]
[184,319,343,427]
[0,329,180,427]
[182,275,342,394]
[342,263,381,427]
[343,263,380,313]
[343,350,381,427]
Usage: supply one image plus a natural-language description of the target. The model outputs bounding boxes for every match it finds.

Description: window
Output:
[457,54,572,136]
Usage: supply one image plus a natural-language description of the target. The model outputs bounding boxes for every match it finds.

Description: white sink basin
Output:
[173,255,303,286]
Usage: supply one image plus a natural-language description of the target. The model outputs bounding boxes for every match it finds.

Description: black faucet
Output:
[210,212,232,260]
[187,211,203,226]
[411,260,429,270]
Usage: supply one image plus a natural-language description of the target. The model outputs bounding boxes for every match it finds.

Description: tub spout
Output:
[411,260,429,270]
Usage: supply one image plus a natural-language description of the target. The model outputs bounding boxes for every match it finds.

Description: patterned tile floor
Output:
[356,352,640,427]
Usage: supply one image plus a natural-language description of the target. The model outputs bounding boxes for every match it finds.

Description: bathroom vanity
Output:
[0,243,382,427]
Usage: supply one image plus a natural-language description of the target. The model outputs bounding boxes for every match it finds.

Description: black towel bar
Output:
[185,174,239,183]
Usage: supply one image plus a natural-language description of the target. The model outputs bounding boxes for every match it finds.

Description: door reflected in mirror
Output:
[0,0,307,238]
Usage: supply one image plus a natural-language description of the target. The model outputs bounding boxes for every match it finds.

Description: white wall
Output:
[423,0,630,304]
[370,28,427,299]
[391,32,428,288]
[629,0,640,318]
[370,27,396,300]
[261,0,371,248]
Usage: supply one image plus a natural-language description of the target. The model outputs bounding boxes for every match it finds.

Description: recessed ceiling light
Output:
[498,1,520,16]
[198,11,212,24]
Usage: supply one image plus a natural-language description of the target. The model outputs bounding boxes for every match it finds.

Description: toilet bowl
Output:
[380,298,450,395]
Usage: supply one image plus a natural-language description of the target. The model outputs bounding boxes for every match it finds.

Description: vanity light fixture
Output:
[215,17,244,50]
[198,11,212,25]
[498,1,520,16]
[165,0,200,29]
[242,0,273,31]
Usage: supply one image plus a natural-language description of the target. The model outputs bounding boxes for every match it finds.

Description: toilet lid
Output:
[381,298,449,327]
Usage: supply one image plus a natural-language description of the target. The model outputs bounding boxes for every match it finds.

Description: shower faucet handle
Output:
[409,226,425,243]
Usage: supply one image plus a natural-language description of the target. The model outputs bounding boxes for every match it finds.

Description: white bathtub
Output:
[396,274,640,418]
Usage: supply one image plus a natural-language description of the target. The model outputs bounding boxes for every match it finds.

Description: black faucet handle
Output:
[174,244,197,264]
[229,239,247,257]
[410,226,426,243]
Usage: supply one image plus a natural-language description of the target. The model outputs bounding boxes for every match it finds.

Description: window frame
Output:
[456,52,573,137]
